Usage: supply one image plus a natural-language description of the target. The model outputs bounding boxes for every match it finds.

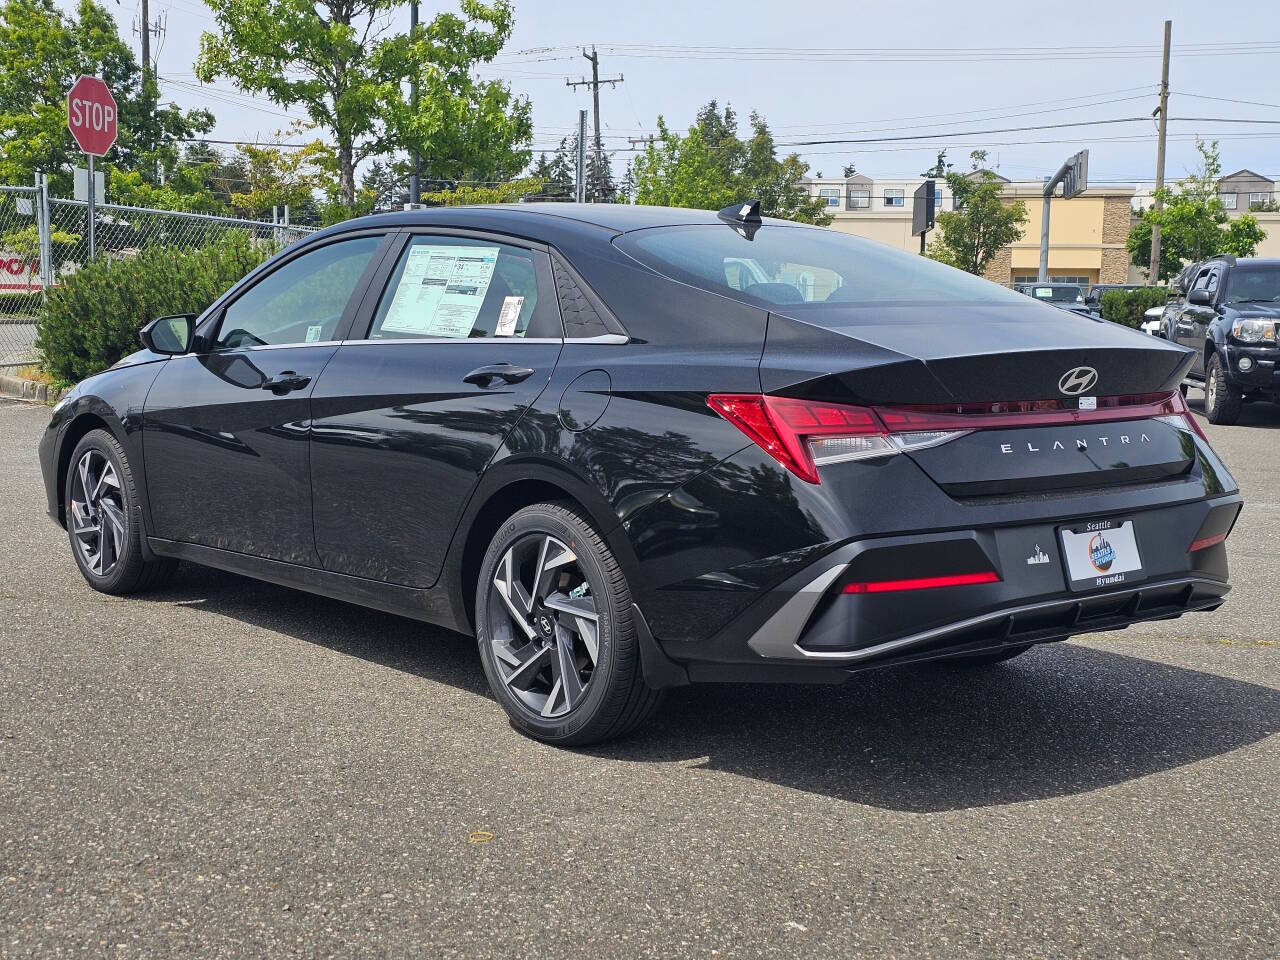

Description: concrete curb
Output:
[0,373,65,405]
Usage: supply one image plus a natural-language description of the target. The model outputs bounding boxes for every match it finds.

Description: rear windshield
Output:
[615,224,1030,309]
[1029,286,1084,303]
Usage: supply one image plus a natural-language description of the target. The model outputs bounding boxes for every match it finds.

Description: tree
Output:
[632,102,831,225]
[420,177,543,206]
[196,0,533,213]
[0,0,211,193]
[228,139,332,221]
[528,137,577,201]
[926,150,1027,275]
[921,150,951,179]
[841,162,857,178]
[1127,138,1267,280]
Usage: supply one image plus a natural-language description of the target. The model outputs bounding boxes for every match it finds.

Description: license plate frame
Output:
[1058,519,1144,591]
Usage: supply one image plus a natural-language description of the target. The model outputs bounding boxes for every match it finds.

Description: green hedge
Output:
[1099,286,1170,329]
[36,232,272,383]
[0,291,43,316]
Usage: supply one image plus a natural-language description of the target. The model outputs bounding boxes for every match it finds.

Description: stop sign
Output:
[67,75,118,157]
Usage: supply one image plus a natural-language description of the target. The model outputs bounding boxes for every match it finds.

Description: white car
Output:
[1140,305,1165,336]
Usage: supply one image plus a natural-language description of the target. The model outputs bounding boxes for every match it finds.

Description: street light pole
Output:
[408,0,421,207]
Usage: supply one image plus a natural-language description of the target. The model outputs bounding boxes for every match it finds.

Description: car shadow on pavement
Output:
[143,567,1279,814]
[1186,392,1280,429]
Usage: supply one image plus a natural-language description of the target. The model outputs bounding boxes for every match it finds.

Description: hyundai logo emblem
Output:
[1058,366,1099,396]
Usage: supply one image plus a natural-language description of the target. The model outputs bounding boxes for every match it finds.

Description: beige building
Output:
[802,173,1137,287]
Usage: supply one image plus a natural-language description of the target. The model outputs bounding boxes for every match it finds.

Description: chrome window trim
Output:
[336,333,629,346]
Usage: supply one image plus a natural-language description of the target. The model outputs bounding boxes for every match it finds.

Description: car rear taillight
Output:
[708,390,1207,485]
[706,394,968,484]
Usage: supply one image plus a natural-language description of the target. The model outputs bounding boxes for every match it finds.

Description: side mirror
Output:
[139,314,196,355]
[1187,288,1212,307]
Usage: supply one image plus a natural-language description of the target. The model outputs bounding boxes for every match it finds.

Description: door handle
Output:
[463,364,535,387]
[260,371,311,394]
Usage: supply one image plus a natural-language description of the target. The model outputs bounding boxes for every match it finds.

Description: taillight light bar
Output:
[843,571,1000,594]
[707,390,1204,485]
[1188,532,1227,552]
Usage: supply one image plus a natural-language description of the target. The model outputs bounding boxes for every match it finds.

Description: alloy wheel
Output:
[69,450,125,576]
[1207,368,1217,414]
[488,534,600,719]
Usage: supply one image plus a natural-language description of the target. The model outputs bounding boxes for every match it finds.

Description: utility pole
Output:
[575,110,587,203]
[408,0,421,206]
[1149,19,1172,285]
[140,0,149,81]
[566,47,622,202]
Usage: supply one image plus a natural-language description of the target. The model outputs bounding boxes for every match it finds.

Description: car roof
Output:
[309,203,796,244]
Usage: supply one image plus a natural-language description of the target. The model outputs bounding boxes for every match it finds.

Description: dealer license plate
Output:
[1059,519,1143,591]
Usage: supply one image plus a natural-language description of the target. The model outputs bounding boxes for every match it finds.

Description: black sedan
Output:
[39,202,1241,745]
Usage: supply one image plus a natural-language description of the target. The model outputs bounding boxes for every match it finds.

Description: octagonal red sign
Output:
[67,75,118,157]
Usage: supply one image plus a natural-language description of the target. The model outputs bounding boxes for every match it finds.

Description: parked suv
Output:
[1013,282,1092,317]
[1171,255,1280,423]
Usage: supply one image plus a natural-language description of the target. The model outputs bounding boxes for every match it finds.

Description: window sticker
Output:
[495,296,524,337]
[305,324,323,342]
[380,245,499,337]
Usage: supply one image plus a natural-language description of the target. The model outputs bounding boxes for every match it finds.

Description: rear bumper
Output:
[666,492,1240,678]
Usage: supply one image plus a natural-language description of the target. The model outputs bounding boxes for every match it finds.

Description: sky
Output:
[57,0,1280,188]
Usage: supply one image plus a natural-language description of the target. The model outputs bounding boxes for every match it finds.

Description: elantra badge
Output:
[1058,366,1099,396]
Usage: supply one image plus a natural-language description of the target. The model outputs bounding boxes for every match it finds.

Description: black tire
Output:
[942,644,1033,667]
[475,502,662,746]
[64,429,177,595]
[1204,353,1242,425]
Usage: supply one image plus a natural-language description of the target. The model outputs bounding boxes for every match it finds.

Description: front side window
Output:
[368,236,549,340]
[216,235,382,349]
[884,189,904,207]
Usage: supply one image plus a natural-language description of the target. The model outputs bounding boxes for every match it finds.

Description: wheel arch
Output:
[450,459,637,631]
[54,410,118,525]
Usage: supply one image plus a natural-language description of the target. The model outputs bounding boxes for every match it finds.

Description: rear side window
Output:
[616,224,1029,310]
[216,235,381,348]
[368,236,555,339]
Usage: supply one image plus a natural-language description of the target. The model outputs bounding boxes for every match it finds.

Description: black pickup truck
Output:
[1168,255,1280,424]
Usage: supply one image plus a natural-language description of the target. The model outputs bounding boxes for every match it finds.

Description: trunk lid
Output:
[762,304,1194,404]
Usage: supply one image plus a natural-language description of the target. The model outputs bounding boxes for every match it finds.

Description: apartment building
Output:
[802,172,1136,287]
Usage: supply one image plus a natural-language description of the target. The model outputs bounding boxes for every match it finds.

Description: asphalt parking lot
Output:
[1,392,1276,958]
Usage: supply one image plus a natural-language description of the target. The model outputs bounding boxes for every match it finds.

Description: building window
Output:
[884,189,904,207]
[1013,275,1090,286]
[1219,193,1237,210]
[818,188,841,208]
[847,188,870,209]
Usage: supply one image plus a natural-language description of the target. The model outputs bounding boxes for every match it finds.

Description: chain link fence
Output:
[0,177,317,367]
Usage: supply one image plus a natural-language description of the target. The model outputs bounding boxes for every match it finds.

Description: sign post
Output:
[66,75,118,261]
[912,179,936,254]
[1038,149,1088,282]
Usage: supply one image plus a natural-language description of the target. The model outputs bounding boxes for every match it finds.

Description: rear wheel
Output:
[475,503,661,746]
[1204,353,1242,425]
[65,429,176,594]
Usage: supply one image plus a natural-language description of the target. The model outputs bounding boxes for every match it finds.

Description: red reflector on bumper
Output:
[1188,532,1227,552]
[843,570,1001,594]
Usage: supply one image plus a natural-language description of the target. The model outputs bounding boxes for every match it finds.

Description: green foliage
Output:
[1100,286,1170,329]
[926,150,1028,275]
[1128,139,1268,281]
[0,0,212,193]
[632,102,832,225]
[36,231,271,382]
[196,0,532,213]
[420,177,544,206]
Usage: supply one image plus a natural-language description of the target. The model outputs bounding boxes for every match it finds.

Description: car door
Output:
[308,230,564,587]
[143,232,392,564]
[1175,267,1216,375]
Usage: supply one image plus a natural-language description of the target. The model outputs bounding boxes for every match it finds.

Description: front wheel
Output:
[475,503,662,746]
[1204,353,1242,425]
[64,429,176,594]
